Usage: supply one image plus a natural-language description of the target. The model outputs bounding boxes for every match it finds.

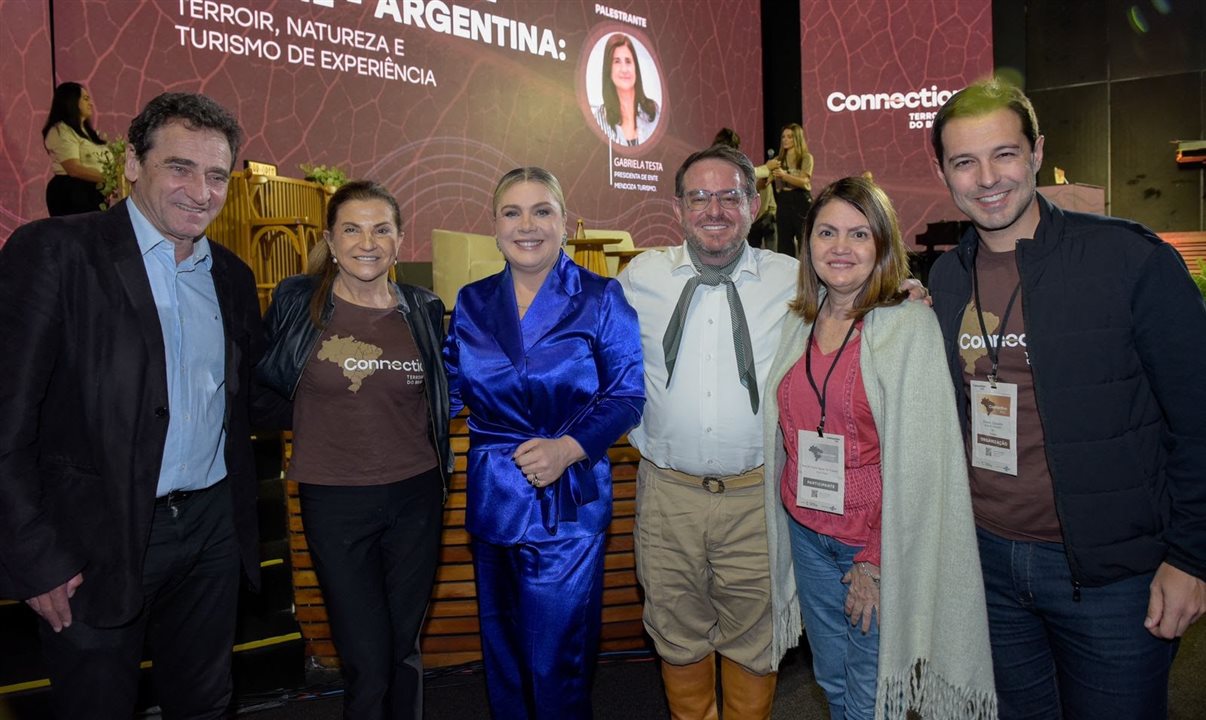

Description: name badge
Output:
[970,380,1018,476]
[796,430,845,514]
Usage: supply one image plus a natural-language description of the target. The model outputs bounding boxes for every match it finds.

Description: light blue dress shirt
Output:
[128,199,227,496]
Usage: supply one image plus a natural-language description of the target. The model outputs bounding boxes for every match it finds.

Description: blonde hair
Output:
[491,167,567,217]
[779,123,808,170]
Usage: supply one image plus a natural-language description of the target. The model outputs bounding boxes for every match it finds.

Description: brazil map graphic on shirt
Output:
[317,335,382,392]
[958,302,999,372]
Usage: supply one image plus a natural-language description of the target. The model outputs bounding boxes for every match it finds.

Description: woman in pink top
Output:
[762,177,995,719]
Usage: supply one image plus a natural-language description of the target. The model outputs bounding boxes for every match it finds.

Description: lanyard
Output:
[804,296,859,437]
[972,246,1021,386]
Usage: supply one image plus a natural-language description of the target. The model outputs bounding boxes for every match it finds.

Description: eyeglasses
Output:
[681,189,748,211]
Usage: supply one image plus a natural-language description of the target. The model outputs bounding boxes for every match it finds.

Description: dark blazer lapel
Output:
[484,266,526,370]
[521,251,580,351]
[105,201,168,371]
[209,248,242,407]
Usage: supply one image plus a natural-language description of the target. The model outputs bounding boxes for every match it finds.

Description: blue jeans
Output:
[789,521,879,720]
[976,527,1176,720]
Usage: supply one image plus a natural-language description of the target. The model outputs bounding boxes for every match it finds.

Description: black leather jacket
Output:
[255,274,453,493]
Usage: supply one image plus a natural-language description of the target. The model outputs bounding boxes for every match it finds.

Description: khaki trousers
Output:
[634,459,775,674]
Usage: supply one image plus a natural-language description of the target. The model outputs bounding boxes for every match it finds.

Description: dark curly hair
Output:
[127,92,243,168]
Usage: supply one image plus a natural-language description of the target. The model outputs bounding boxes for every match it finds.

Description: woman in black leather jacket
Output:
[257,180,450,720]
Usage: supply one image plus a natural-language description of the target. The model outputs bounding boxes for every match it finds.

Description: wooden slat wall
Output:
[1162,231,1206,273]
[250,226,308,314]
[205,171,250,256]
[287,415,648,668]
[204,172,330,311]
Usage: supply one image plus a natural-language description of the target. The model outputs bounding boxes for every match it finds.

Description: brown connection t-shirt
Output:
[958,245,1062,542]
[288,295,437,486]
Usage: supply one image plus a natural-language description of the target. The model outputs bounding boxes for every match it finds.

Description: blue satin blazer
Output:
[443,252,645,544]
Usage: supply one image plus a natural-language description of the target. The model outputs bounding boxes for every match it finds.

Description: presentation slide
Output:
[1,0,763,257]
[0,2,54,241]
[800,0,994,244]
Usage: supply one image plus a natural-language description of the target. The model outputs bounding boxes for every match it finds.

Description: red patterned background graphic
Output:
[1,0,764,258]
[801,0,994,245]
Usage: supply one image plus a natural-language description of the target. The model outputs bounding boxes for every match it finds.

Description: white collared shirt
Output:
[618,244,799,476]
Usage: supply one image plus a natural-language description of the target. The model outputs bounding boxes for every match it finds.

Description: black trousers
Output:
[46,174,105,216]
[775,188,812,257]
[39,480,241,720]
[746,211,776,249]
[299,468,443,720]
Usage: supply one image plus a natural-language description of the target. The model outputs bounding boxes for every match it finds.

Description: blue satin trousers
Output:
[473,533,605,719]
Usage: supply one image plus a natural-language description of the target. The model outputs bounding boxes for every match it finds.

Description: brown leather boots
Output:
[660,653,778,720]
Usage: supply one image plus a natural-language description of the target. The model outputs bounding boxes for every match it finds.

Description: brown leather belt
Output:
[656,465,764,494]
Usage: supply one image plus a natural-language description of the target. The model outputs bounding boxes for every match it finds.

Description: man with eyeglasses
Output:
[618,144,800,719]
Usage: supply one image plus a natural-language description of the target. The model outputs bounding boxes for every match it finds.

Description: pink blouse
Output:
[778,331,883,565]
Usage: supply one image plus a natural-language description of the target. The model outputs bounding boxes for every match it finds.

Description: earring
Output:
[561,233,568,245]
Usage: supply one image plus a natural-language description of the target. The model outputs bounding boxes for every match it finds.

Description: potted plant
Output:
[98,137,128,210]
[1192,259,1206,300]
[299,163,348,192]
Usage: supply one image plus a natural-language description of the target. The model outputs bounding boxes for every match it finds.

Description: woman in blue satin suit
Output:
[443,167,645,719]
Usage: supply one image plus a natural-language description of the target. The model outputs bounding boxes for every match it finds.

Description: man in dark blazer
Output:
[0,92,263,719]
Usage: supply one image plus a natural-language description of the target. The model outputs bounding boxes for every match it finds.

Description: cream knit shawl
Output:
[762,300,997,719]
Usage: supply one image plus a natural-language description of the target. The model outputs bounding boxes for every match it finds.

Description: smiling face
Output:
[495,180,566,280]
[675,158,758,266]
[611,44,637,92]
[808,199,877,304]
[125,121,232,251]
[936,107,1044,251]
[325,199,401,290]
